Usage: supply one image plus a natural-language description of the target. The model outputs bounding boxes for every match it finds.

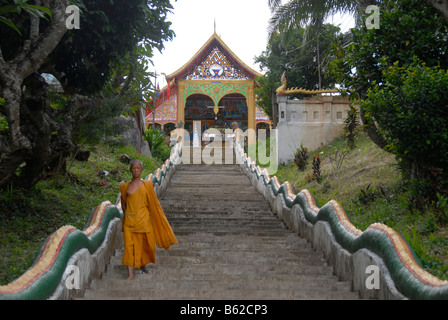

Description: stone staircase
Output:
[81,163,360,300]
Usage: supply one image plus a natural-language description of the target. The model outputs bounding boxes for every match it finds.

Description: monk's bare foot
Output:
[127,266,134,280]
[140,266,150,274]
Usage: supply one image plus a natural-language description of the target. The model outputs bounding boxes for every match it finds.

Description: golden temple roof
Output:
[167,33,262,81]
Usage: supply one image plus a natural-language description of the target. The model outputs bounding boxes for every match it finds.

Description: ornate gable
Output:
[167,33,262,82]
[186,45,251,80]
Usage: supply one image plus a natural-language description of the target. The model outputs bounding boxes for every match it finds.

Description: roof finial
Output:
[214,18,216,34]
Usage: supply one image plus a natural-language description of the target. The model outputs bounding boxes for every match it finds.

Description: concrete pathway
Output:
[81,164,360,300]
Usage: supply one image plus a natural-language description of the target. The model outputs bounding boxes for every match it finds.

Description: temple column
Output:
[247,80,256,146]
[177,80,186,145]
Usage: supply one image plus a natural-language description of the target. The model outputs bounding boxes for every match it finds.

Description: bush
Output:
[294,143,309,171]
[344,104,360,149]
[361,59,448,200]
[143,128,171,162]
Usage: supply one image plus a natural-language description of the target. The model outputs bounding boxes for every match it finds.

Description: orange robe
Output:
[119,180,177,268]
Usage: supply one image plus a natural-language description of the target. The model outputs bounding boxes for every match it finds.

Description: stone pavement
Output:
[81,163,360,300]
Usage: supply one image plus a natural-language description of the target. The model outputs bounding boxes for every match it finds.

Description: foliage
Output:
[306,153,322,183]
[46,0,174,95]
[294,143,309,171]
[311,154,322,182]
[343,104,360,149]
[0,97,7,132]
[0,0,175,190]
[255,23,342,116]
[254,75,277,119]
[268,0,361,33]
[275,134,448,280]
[331,0,448,100]
[0,0,52,35]
[0,142,161,285]
[143,127,171,162]
[330,0,448,152]
[361,60,448,200]
[144,127,165,152]
[329,0,448,201]
[73,96,134,146]
[328,146,349,171]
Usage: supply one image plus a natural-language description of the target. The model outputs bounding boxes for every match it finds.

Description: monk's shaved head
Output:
[130,159,143,168]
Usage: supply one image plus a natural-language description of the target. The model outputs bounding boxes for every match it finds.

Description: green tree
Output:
[330,0,448,149]
[143,127,170,161]
[0,0,175,190]
[267,0,370,90]
[361,61,448,197]
[255,23,342,116]
[268,0,366,32]
[330,0,448,199]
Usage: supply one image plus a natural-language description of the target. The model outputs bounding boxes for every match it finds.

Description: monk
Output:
[119,159,178,280]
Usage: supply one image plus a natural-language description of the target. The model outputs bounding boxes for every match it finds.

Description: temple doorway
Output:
[185,93,248,132]
[184,94,215,137]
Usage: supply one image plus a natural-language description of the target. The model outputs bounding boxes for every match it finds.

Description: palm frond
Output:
[268,0,363,35]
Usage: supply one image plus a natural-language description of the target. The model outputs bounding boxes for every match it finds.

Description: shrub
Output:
[361,59,448,200]
[344,104,360,149]
[143,128,171,161]
[294,143,309,172]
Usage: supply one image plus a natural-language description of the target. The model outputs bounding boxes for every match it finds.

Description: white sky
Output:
[151,0,355,88]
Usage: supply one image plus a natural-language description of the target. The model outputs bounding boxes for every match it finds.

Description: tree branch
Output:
[13,0,70,79]
[429,0,448,22]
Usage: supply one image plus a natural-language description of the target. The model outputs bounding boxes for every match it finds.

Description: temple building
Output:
[145,33,271,145]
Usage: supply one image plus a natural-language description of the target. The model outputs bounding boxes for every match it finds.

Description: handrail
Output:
[234,133,448,300]
[0,141,183,300]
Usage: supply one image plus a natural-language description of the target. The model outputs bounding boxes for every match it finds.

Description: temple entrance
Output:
[146,33,271,148]
[218,93,248,131]
[185,93,248,137]
[185,94,215,138]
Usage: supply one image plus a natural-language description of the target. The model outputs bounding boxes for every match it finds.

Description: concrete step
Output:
[106,261,335,277]
[160,200,271,211]
[98,271,338,282]
[175,164,241,171]
[162,193,265,202]
[109,252,325,267]
[163,211,273,219]
[83,288,359,300]
[79,162,360,300]
[89,278,353,292]
[157,236,310,250]
[165,214,286,223]
[167,220,286,229]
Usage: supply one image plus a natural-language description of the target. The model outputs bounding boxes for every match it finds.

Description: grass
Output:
[273,133,448,280]
[0,142,162,286]
[1,134,447,286]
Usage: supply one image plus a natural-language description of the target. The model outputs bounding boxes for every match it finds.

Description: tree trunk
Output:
[359,105,389,151]
[429,0,448,22]
[0,1,70,189]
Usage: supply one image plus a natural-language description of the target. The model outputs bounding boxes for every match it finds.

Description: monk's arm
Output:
[121,196,127,213]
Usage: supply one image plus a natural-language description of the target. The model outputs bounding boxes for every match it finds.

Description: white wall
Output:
[277,95,355,163]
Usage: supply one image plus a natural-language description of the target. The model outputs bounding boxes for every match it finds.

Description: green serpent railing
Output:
[234,133,448,300]
[3,131,448,300]
[0,142,182,300]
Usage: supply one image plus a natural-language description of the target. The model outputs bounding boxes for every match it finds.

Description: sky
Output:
[151,0,355,88]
